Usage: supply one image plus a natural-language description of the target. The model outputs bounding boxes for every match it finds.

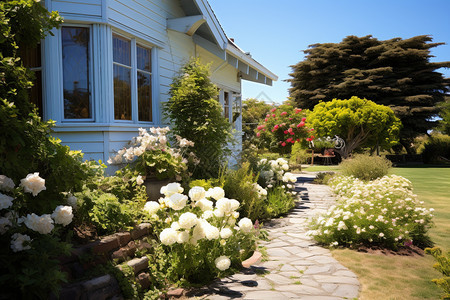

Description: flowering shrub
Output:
[143,183,259,284]
[108,127,197,181]
[0,173,74,297]
[255,102,313,153]
[308,175,434,249]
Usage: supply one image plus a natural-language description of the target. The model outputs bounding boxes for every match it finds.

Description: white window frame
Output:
[112,31,154,124]
[60,24,95,123]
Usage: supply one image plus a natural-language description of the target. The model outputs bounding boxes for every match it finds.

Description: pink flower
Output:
[266,114,270,118]
[272,114,276,117]
[284,130,288,134]
[295,108,302,114]
[302,117,307,122]
[289,118,293,120]
[280,111,287,116]
[310,128,314,132]
[290,132,295,135]
[257,125,263,130]
[271,108,277,113]
[288,128,293,133]
[281,142,286,147]
[256,132,261,137]
[286,138,293,143]
[273,125,279,130]
[264,118,268,122]
[297,122,305,127]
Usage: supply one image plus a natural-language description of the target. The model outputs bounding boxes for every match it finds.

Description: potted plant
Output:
[108,127,197,200]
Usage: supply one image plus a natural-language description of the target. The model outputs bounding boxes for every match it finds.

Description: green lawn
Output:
[303,164,450,299]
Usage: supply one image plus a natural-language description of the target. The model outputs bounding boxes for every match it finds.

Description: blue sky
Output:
[208,0,450,103]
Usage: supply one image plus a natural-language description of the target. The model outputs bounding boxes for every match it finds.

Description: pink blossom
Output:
[271,108,277,113]
[264,118,268,122]
[281,142,286,147]
[280,111,287,116]
[272,114,276,117]
[273,125,279,130]
[297,122,305,127]
[302,117,306,122]
[284,130,288,134]
[256,132,261,137]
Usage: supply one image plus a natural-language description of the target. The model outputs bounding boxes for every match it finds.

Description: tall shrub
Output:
[163,59,232,179]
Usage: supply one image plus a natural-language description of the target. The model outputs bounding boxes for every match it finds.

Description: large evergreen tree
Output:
[288,35,450,152]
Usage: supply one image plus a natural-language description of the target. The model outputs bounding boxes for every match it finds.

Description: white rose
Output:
[144,201,160,215]
[52,205,73,226]
[0,175,15,192]
[216,198,240,215]
[160,228,178,245]
[213,209,224,218]
[195,199,213,211]
[20,172,46,196]
[171,221,180,230]
[177,230,189,244]
[124,147,135,162]
[188,186,206,201]
[202,210,214,220]
[281,164,289,171]
[24,213,54,234]
[238,217,253,233]
[0,216,12,234]
[276,158,288,165]
[11,233,32,252]
[204,224,220,240]
[220,227,233,239]
[206,187,225,200]
[215,256,231,271]
[136,175,144,185]
[67,194,78,209]
[166,193,188,211]
[192,220,206,241]
[0,193,14,210]
[160,183,183,197]
[178,212,198,229]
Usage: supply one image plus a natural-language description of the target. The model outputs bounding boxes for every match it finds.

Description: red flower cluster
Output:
[256,105,314,149]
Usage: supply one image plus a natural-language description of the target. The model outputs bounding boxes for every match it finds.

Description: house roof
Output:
[171,0,278,85]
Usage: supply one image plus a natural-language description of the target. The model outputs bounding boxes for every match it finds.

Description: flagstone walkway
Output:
[190,173,360,300]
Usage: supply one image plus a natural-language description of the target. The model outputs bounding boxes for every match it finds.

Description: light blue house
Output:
[30,0,277,164]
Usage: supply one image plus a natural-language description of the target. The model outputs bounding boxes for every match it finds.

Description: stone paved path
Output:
[190,173,360,300]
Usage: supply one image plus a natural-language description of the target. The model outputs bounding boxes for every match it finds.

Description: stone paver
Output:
[189,173,360,299]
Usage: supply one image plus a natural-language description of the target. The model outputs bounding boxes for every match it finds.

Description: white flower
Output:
[281,164,289,171]
[0,216,12,234]
[67,194,78,209]
[215,256,231,271]
[124,147,135,161]
[52,205,73,226]
[178,212,198,229]
[188,186,205,201]
[220,227,233,239]
[379,232,385,238]
[238,218,253,233]
[204,224,220,240]
[206,187,225,200]
[337,221,347,231]
[160,228,178,245]
[216,198,240,215]
[276,158,288,165]
[171,221,180,230]
[136,175,144,185]
[196,199,213,211]
[213,209,224,218]
[202,210,214,219]
[0,193,14,210]
[144,201,160,215]
[133,146,145,157]
[11,233,32,252]
[166,193,188,211]
[20,172,46,196]
[177,230,189,244]
[24,213,54,234]
[0,175,15,192]
[161,183,183,197]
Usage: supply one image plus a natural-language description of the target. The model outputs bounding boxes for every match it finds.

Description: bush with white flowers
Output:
[257,158,297,196]
[308,175,434,250]
[143,183,259,284]
[108,127,198,181]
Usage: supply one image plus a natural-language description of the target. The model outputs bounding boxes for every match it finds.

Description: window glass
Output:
[20,45,43,117]
[224,91,230,121]
[62,27,91,119]
[113,34,132,120]
[137,45,152,122]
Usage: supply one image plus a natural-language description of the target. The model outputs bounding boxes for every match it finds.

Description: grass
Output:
[305,164,450,299]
